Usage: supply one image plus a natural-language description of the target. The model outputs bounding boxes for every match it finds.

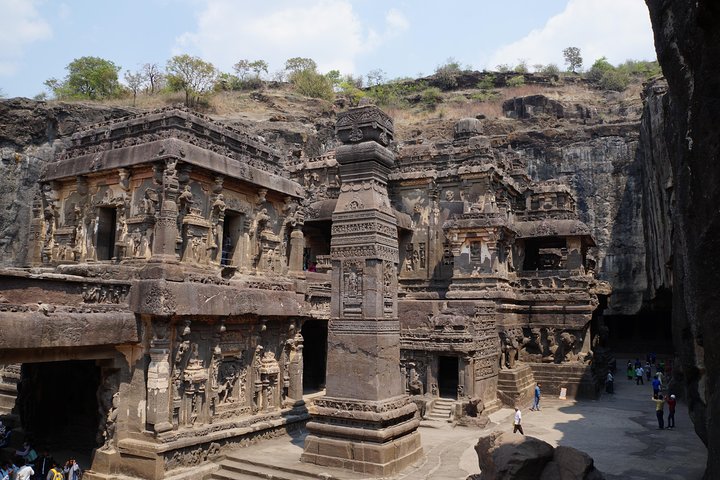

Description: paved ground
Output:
[233,371,707,480]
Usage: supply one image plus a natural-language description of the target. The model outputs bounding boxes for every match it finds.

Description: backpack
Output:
[26,449,37,462]
[51,468,64,480]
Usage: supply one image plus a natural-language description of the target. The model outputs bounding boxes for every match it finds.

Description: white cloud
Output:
[174,0,409,75]
[487,0,655,71]
[0,0,52,76]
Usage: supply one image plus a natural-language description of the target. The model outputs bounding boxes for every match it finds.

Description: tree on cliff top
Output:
[166,54,217,107]
[44,56,122,100]
[563,47,583,73]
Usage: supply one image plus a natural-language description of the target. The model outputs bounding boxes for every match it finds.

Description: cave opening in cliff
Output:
[605,288,673,354]
[523,237,567,270]
[301,319,327,393]
[17,360,101,454]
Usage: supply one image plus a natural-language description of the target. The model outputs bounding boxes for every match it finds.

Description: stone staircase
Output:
[210,455,331,480]
[424,398,454,422]
[497,364,536,408]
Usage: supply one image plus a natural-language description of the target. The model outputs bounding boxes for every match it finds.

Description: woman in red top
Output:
[667,394,677,428]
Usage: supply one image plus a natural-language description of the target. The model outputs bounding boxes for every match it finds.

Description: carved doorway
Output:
[301,319,327,393]
[438,355,459,398]
[96,207,117,260]
[222,210,244,266]
[17,361,101,454]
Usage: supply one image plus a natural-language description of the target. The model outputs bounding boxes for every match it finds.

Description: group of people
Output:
[625,355,678,430]
[1,441,81,480]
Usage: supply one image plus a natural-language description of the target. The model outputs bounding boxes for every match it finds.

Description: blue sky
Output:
[0,0,656,99]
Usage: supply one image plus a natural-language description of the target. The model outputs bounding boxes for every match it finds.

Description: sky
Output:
[0,0,657,99]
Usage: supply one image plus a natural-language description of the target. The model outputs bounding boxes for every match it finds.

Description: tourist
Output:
[606,370,614,394]
[652,375,661,397]
[626,361,634,380]
[653,394,665,429]
[667,394,677,428]
[15,442,38,464]
[47,462,64,480]
[15,461,34,480]
[513,407,524,434]
[0,462,16,480]
[63,458,81,480]
[645,361,652,381]
[530,382,541,411]
[308,262,317,272]
[35,451,55,480]
[635,365,645,385]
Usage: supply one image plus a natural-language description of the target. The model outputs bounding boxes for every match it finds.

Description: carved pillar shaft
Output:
[146,344,173,433]
[302,105,422,476]
[288,227,305,274]
[152,160,180,262]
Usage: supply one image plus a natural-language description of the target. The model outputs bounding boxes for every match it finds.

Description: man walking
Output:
[530,382,541,411]
[667,394,677,428]
[652,375,661,397]
[636,365,644,385]
[513,407,524,434]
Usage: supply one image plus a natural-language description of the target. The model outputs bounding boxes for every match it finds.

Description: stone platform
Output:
[496,364,536,407]
[528,362,599,399]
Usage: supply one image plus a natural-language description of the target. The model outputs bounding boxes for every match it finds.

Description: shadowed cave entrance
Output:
[18,361,101,452]
[301,320,327,393]
[438,356,459,398]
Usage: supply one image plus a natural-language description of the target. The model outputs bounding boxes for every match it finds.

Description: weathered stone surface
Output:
[475,432,604,480]
[646,1,720,477]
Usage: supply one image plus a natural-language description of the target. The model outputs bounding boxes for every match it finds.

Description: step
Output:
[219,457,329,480]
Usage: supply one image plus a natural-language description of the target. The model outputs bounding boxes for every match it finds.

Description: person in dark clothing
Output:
[667,394,677,428]
[34,451,55,480]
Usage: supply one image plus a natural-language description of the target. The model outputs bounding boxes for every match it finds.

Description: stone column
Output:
[288,227,305,274]
[302,106,423,475]
[146,340,173,433]
[151,160,180,262]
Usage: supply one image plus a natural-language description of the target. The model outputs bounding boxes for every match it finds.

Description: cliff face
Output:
[0,99,132,266]
[646,0,720,476]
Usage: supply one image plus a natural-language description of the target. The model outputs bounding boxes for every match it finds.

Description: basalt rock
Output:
[646,0,720,477]
[473,431,604,480]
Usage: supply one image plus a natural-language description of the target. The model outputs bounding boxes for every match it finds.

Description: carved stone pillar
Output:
[302,106,423,475]
[288,227,305,274]
[151,160,180,262]
[288,330,304,402]
[147,339,173,433]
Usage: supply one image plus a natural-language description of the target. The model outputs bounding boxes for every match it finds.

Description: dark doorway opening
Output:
[438,356,459,398]
[222,210,243,266]
[301,320,327,393]
[96,207,117,261]
[18,361,101,452]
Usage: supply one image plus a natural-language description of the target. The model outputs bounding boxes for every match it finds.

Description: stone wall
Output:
[646,1,720,477]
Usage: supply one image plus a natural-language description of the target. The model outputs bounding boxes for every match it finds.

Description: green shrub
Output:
[290,69,334,101]
[477,74,496,90]
[541,63,561,75]
[507,75,526,87]
[421,87,443,107]
[599,69,630,91]
[434,58,462,90]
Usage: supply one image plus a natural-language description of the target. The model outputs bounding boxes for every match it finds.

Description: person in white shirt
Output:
[513,407,524,434]
[15,462,34,480]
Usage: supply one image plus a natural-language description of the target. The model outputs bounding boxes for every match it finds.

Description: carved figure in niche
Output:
[255,208,270,234]
[445,190,455,201]
[347,271,358,295]
[142,188,159,215]
[217,357,242,404]
[500,330,520,369]
[178,185,194,213]
[252,345,264,413]
[212,194,226,217]
[100,392,120,451]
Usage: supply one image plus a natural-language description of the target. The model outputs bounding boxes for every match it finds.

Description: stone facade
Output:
[0,105,607,479]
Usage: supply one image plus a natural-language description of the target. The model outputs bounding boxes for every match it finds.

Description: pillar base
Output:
[301,395,423,476]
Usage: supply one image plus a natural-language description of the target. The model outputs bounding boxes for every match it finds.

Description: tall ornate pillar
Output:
[146,319,173,433]
[151,160,180,262]
[301,106,423,475]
